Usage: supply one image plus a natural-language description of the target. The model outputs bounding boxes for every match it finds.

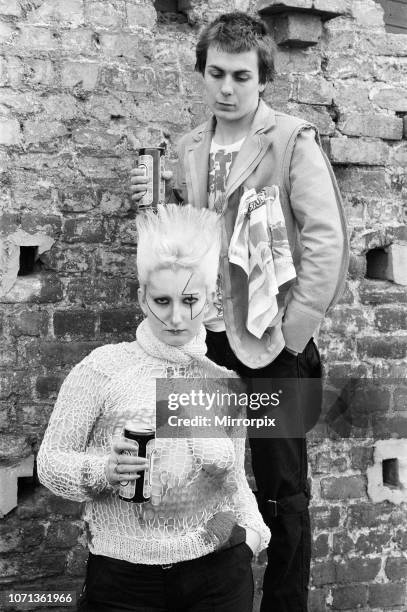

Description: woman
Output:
[37,205,270,612]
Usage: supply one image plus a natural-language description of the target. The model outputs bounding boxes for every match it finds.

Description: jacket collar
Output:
[186,100,276,208]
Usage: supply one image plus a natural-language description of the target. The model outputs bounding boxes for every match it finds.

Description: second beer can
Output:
[138,147,166,210]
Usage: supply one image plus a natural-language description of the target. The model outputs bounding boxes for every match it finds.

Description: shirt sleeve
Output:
[282,127,348,353]
[37,360,111,502]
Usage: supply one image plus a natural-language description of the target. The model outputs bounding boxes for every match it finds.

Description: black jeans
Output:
[77,544,254,612]
[205,331,322,612]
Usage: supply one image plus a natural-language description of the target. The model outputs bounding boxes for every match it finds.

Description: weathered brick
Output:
[270,13,322,47]
[308,588,327,611]
[14,25,60,53]
[371,87,407,112]
[35,375,63,400]
[22,58,56,87]
[53,310,97,338]
[71,126,122,150]
[336,557,381,584]
[312,450,347,474]
[347,254,366,279]
[357,336,407,360]
[347,501,395,529]
[385,556,407,581]
[0,372,31,400]
[61,28,95,54]
[320,476,366,500]
[359,280,407,305]
[0,88,42,114]
[0,118,22,146]
[0,435,30,461]
[65,544,88,576]
[45,521,82,549]
[355,530,393,555]
[99,309,139,335]
[0,275,63,304]
[332,531,354,555]
[311,560,336,587]
[324,55,373,80]
[325,306,367,335]
[333,81,372,111]
[374,306,407,332]
[351,0,385,26]
[126,1,157,29]
[26,0,84,26]
[85,1,126,28]
[338,112,403,140]
[62,216,105,243]
[0,523,44,553]
[310,506,341,529]
[96,247,137,277]
[23,120,68,145]
[394,386,407,412]
[61,61,99,90]
[294,76,333,105]
[0,0,21,17]
[38,341,102,367]
[350,446,373,471]
[328,137,389,165]
[368,582,406,608]
[9,310,49,337]
[287,103,335,135]
[0,19,16,43]
[332,584,368,610]
[99,32,147,61]
[312,533,329,558]
[0,341,17,367]
[66,277,127,306]
[404,116,407,140]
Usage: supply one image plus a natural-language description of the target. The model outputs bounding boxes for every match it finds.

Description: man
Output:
[131,12,349,611]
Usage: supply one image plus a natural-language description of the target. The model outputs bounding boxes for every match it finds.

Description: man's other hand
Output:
[129,167,173,203]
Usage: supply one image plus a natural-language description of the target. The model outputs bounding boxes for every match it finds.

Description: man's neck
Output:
[213,108,257,146]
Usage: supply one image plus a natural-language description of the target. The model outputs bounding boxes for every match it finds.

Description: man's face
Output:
[203,46,265,127]
[138,267,209,347]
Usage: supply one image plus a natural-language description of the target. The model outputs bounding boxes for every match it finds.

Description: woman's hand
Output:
[105,439,149,486]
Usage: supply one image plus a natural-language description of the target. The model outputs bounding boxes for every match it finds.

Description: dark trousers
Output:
[77,544,254,612]
[205,330,322,612]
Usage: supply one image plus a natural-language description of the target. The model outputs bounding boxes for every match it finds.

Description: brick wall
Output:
[0,1,406,611]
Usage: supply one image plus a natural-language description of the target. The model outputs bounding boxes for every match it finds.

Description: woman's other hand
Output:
[105,439,148,486]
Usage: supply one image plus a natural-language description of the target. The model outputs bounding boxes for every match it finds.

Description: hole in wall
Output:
[18,246,38,276]
[365,247,389,280]
[382,458,400,489]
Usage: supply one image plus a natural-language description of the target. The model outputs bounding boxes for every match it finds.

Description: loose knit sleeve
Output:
[37,360,110,502]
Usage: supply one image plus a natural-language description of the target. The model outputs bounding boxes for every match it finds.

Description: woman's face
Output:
[138,267,210,347]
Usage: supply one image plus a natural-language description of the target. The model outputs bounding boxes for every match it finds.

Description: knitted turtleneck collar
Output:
[135,319,207,365]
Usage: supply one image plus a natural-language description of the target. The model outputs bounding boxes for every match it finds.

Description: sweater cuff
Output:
[81,455,110,496]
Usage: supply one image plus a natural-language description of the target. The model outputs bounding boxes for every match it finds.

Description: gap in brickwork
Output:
[382,458,400,489]
[365,247,390,280]
[18,246,39,276]
[154,0,188,23]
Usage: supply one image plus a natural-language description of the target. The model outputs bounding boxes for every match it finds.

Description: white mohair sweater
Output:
[37,319,270,565]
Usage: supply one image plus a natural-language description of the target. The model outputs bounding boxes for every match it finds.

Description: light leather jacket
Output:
[173,100,349,368]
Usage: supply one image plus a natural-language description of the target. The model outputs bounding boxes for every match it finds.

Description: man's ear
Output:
[138,286,147,315]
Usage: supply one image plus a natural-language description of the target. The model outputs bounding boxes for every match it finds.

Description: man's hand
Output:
[129,167,173,204]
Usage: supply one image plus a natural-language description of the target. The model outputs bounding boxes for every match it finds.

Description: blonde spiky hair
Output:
[136,205,221,293]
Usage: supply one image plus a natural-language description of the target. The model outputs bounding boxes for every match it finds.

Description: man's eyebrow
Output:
[207,65,253,74]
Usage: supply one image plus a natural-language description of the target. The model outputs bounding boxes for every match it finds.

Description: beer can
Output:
[137,147,166,210]
[119,422,155,503]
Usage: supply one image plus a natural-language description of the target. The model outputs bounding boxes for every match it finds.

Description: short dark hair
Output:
[195,12,276,84]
